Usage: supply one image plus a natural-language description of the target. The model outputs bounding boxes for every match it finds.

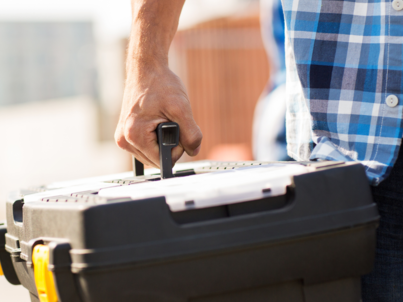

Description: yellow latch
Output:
[32,245,58,302]
[0,263,3,276]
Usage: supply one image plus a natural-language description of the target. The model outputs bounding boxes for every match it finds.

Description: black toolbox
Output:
[1,160,378,302]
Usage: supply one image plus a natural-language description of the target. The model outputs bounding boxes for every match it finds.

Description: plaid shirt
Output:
[282,0,403,185]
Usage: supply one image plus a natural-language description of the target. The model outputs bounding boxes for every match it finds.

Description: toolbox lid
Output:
[99,164,308,212]
[45,161,214,189]
[23,182,117,203]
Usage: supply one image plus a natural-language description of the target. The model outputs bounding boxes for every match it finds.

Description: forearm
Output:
[128,0,185,74]
[116,0,201,168]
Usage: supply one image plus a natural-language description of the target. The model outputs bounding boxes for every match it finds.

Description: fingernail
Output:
[193,145,201,156]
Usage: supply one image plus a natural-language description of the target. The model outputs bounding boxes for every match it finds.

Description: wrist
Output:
[126,29,170,81]
[126,49,167,74]
[125,55,168,85]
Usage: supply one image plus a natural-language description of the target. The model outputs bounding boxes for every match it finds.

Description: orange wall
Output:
[171,15,270,161]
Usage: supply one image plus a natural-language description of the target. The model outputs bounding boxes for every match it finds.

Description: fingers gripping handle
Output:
[132,122,180,179]
[157,122,180,179]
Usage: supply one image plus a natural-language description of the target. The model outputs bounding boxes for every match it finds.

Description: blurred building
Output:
[170,5,270,161]
[0,22,97,105]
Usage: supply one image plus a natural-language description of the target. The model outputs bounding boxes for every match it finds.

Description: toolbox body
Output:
[0,161,378,302]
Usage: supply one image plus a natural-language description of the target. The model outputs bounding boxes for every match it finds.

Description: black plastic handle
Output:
[133,156,144,177]
[132,122,180,179]
[156,122,180,179]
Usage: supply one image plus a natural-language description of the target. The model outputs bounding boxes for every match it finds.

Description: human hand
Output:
[115,65,202,168]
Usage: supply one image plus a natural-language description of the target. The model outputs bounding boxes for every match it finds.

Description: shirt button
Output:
[393,0,403,11]
[386,95,399,108]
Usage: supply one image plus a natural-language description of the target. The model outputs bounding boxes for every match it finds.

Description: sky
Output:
[0,0,250,40]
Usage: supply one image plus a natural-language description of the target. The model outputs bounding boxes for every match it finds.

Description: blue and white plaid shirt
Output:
[282,0,403,185]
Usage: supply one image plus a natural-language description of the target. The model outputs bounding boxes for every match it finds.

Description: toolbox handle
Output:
[0,223,20,285]
[132,156,144,177]
[132,122,180,179]
[156,122,180,179]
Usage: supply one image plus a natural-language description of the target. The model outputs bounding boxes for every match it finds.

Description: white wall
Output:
[0,96,129,220]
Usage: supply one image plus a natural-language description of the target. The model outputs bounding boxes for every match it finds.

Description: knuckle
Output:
[124,126,140,146]
[114,131,128,150]
[115,137,127,150]
[169,103,187,119]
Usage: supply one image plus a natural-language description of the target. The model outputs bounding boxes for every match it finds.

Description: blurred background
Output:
[0,0,279,299]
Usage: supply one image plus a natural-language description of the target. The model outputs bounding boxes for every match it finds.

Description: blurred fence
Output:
[170,13,270,161]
